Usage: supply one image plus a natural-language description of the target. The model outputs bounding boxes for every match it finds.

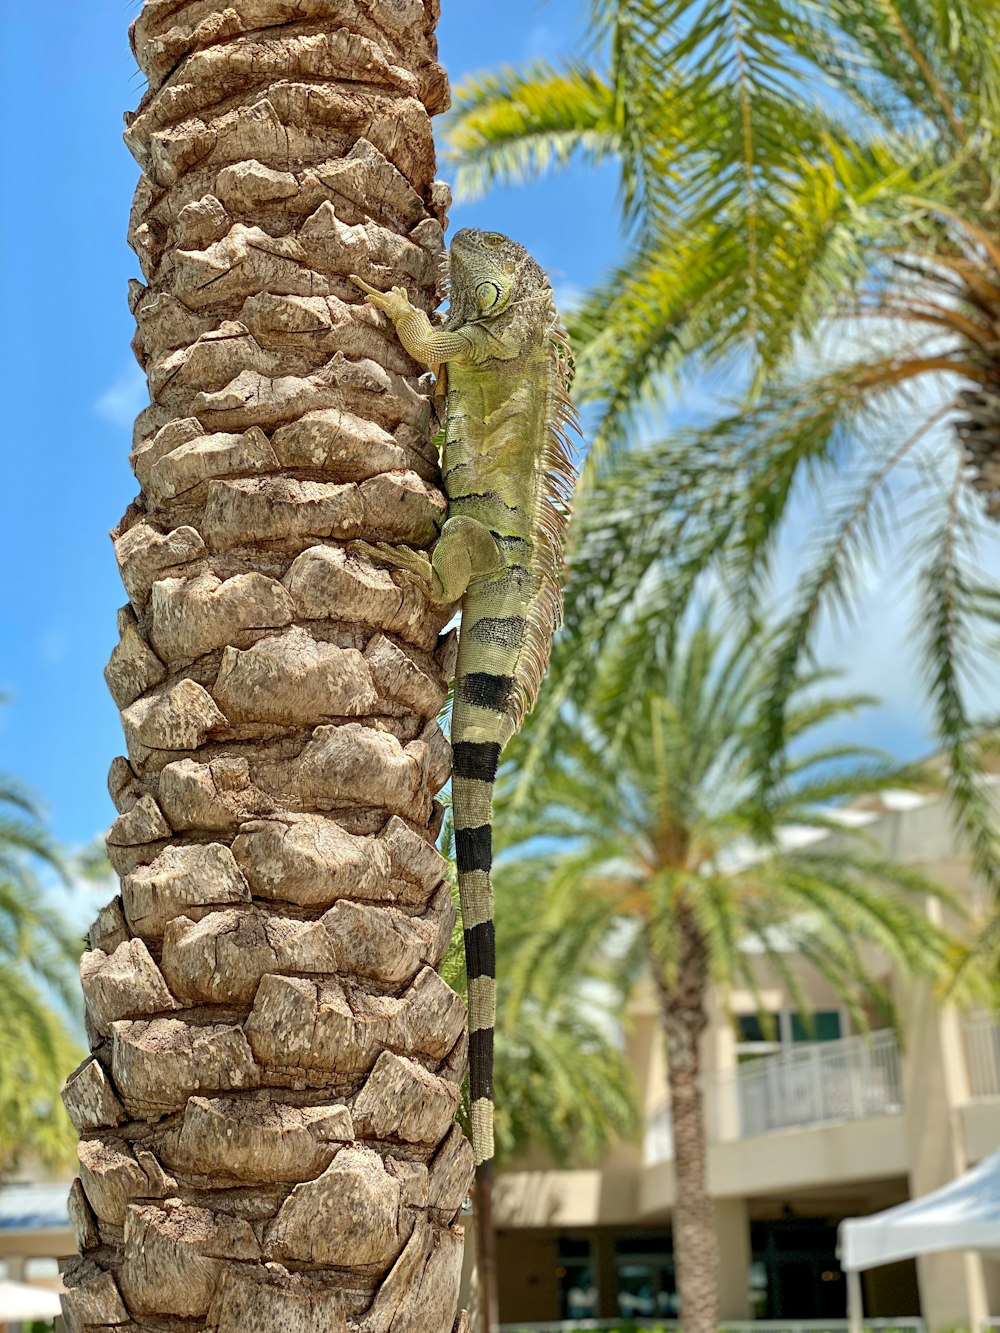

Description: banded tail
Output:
[452,639,519,1172]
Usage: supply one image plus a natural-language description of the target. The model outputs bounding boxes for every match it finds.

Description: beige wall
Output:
[716,1199,752,1320]
[901,975,994,1331]
[498,1115,913,1227]
[961,1099,1000,1163]
[0,1229,73,1263]
[497,1168,638,1230]
[496,1231,561,1325]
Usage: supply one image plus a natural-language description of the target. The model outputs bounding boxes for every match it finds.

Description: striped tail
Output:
[451,579,535,1175]
[452,730,500,1172]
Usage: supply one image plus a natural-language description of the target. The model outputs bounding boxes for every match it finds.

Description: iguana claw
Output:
[349,274,379,296]
[349,540,434,591]
[349,275,414,321]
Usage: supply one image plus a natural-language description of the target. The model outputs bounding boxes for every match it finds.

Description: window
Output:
[790,1011,841,1043]
[614,1233,677,1319]
[736,1010,842,1058]
[557,1237,596,1321]
[737,1014,771,1044]
[749,1259,769,1317]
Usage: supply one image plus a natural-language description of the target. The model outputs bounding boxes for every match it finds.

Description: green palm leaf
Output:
[447,0,1000,874]
[0,743,84,1175]
[448,62,620,200]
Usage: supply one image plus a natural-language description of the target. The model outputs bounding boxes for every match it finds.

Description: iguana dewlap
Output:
[351,228,579,1179]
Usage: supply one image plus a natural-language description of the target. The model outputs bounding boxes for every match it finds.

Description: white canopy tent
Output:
[838,1148,1000,1333]
[0,1278,62,1323]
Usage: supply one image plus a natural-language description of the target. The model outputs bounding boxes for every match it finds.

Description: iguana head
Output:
[446,228,549,328]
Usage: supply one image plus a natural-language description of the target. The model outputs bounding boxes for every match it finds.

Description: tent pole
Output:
[847,1268,864,1333]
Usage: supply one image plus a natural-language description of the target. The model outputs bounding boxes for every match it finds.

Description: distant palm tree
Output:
[499,609,968,1333]
[0,769,82,1175]
[447,0,1000,887]
[440,819,638,1332]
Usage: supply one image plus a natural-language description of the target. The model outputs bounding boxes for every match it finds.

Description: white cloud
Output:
[94,363,149,430]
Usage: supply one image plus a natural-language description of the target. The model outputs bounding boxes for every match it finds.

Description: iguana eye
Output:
[484,232,505,247]
[476,280,503,312]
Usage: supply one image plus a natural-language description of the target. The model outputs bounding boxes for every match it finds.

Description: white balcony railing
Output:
[644,1031,903,1163]
[963,1013,1000,1098]
[731,1030,903,1138]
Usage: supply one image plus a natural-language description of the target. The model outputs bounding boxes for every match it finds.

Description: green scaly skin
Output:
[351,228,579,1177]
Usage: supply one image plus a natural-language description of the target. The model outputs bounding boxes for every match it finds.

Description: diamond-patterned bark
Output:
[63,5,473,1330]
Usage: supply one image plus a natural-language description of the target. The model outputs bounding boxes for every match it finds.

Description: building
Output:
[492,788,1000,1329]
[0,1181,70,1332]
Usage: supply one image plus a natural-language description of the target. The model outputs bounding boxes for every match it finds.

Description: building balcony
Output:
[962,1013,1000,1099]
[644,1030,904,1165]
[959,1013,1000,1163]
[726,1029,904,1139]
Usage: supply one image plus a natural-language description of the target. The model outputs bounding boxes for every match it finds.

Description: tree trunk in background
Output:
[653,914,719,1333]
[474,1166,499,1333]
[60,4,475,1330]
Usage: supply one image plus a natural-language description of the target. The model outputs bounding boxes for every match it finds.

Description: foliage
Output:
[499,610,976,1034]
[0,768,84,1176]
[439,813,638,1167]
[446,0,1000,893]
[492,609,981,1328]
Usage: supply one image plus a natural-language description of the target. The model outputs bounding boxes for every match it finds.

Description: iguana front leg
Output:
[351,278,504,599]
[352,516,503,605]
[350,276,473,375]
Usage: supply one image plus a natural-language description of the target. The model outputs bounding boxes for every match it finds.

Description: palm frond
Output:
[749,387,956,803]
[917,463,1000,893]
[446,62,620,200]
[0,741,86,1171]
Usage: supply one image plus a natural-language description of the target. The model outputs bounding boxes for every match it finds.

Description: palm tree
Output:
[439,829,638,1331]
[64,5,470,1330]
[0,768,82,1176]
[499,609,967,1333]
[446,0,1000,888]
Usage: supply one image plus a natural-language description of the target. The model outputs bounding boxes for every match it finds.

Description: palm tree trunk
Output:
[652,912,719,1333]
[474,1164,500,1333]
[61,5,474,1330]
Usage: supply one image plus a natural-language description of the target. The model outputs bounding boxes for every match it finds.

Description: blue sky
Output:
[0,1,619,847]
[0,1,996,849]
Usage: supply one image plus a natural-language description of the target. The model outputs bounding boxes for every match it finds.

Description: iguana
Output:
[351,228,579,1179]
